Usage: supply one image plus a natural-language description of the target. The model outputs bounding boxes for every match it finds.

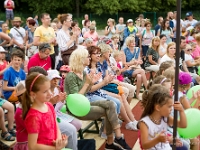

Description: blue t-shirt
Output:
[3,67,26,99]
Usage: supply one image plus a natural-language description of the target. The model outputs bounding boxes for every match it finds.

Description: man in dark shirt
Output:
[154,17,163,36]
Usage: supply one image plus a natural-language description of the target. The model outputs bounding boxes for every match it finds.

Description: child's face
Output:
[11,56,23,69]
[158,98,173,117]
[153,39,160,47]
[50,78,59,88]
[115,54,122,62]
[61,71,68,78]
[33,81,51,102]
[0,52,5,60]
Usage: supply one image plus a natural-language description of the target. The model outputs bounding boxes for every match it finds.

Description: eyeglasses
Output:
[187,49,192,51]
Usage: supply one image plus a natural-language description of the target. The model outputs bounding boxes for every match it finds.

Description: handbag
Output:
[61,44,77,65]
[102,83,119,94]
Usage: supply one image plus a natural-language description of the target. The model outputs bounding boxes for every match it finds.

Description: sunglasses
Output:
[40,43,51,50]
[187,49,192,51]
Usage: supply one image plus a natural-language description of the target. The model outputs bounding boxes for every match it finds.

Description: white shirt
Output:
[4,0,14,10]
[183,19,198,28]
[160,54,175,65]
[172,19,184,38]
[56,29,74,51]
[10,27,26,46]
[140,116,172,150]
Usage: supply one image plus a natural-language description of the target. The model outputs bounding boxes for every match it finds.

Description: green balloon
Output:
[60,105,67,113]
[178,108,200,138]
[66,94,90,117]
[198,66,200,75]
[186,85,200,107]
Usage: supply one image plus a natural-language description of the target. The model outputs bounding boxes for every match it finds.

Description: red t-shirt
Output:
[15,107,28,142]
[25,102,57,146]
[27,53,51,71]
[0,60,7,79]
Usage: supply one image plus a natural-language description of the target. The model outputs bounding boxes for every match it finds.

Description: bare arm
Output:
[0,32,11,42]
[104,26,110,36]
[148,55,158,65]
[33,36,41,46]
[182,61,189,72]
[2,80,15,91]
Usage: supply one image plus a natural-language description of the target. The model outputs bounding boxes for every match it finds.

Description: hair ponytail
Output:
[22,91,32,120]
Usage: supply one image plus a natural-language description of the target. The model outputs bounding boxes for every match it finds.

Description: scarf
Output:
[128,26,134,33]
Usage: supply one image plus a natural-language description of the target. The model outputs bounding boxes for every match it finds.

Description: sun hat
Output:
[60,65,70,72]
[179,72,192,85]
[0,46,7,53]
[47,70,61,80]
[15,81,26,97]
[13,17,23,22]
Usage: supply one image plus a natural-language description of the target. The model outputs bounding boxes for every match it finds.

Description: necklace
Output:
[149,115,161,125]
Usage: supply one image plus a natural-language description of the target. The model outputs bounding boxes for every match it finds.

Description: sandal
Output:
[8,128,16,136]
[1,131,15,141]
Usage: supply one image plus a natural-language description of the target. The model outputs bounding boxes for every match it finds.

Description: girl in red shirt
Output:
[22,72,68,150]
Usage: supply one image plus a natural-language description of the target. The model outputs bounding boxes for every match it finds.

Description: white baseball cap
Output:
[47,70,61,80]
[127,19,133,23]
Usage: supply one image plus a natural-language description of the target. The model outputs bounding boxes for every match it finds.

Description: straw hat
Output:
[13,17,23,22]
[15,81,26,97]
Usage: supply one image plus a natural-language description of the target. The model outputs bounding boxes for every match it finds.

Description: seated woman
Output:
[144,36,160,72]
[65,48,131,150]
[87,45,138,131]
[121,36,148,100]
[160,42,176,65]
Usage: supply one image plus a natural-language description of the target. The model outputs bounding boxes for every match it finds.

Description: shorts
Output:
[0,98,6,107]
[6,10,14,20]
[123,70,134,78]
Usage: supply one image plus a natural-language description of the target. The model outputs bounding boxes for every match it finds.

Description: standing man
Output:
[0,22,13,61]
[33,13,56,69]
[116,17,126,48]
[4,0,15,26]
[166,11,174,29]
[10,17,26,53]
[180,36,189,72]
[154,17,163,36]
[82,14,91,28]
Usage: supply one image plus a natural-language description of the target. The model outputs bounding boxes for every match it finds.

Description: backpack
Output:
[142,30,154,38]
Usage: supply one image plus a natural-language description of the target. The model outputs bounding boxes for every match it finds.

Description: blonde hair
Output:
[111,34,119,40]
[91,20,96,26]
[189,42,197,48]
[69,48,88,72]
[195,33,200,42]
[98,43,113,54]
[108,18,115,26]
[163,68,175,80]
[166,42,176,55]
[113,51,122,58]
[125,36,135,47]
[149,36,160,52]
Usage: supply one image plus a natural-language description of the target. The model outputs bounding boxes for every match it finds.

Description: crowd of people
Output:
[0,1,200,149]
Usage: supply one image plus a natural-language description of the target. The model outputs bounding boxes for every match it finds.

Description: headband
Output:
[30,74,43,92]
[160,78,167,84]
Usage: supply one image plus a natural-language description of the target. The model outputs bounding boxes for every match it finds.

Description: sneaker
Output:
[125,122,138,131]
[131,120,138,131]
[114,134,131,150]
[105,142,124,150]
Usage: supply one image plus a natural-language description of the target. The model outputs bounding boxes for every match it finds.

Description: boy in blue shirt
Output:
[3,50,26,102]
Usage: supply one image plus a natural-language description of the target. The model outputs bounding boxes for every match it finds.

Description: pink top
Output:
[83,31,98,45]
[15,107,28,142]
[0,60,7,79]
[192,45,200,59]
[27,53,51,71]
[116,62,124,82]
[25,102,57,146]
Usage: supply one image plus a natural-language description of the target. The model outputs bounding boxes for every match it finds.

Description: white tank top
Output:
[141,116,172,150]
